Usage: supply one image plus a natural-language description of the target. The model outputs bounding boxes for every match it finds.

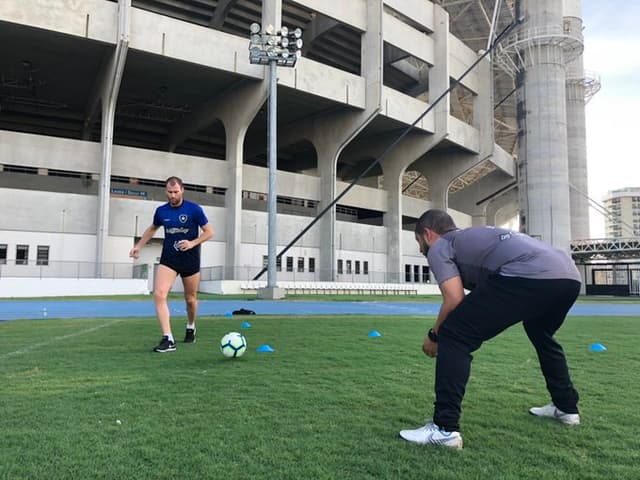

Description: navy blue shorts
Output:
[160,259,200,278]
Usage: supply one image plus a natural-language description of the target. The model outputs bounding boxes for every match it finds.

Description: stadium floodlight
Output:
[248,24,303,67]
[248,24,304,295]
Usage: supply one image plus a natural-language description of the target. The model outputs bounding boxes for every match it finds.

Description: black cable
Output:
[253,16,523,281]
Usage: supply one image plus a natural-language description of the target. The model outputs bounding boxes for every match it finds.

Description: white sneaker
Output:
[399,421,463,449]
[529,403,580,425]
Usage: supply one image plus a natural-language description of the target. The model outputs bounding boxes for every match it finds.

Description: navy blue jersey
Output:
[153,200,209,271]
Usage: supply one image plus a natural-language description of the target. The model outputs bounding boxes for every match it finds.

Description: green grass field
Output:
[1,313,639,479]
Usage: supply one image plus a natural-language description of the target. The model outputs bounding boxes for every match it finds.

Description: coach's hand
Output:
[129,247,140,259]
[422,337,438,358]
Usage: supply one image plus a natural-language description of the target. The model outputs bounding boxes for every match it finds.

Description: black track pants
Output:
[433,275,581,432]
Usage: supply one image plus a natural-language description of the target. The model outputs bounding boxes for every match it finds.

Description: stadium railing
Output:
[0,260,148,280]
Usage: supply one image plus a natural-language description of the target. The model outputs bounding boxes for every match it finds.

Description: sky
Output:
[582,0,640,237]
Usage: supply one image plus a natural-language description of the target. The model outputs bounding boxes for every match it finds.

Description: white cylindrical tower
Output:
[518,0,572,249]
[564,0,599,240]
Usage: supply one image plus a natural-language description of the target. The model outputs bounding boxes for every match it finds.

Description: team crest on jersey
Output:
[179,214,188,223]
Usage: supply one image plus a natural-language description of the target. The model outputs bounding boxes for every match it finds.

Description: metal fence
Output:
[199,266,430,284]
[0,260,431,285]
[0,260,148,279]
[577,262,640,296]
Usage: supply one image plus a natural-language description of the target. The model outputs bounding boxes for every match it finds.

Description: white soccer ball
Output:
[220,332,247,358]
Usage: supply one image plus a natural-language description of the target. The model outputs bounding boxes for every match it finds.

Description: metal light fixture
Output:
[248,23,304,67]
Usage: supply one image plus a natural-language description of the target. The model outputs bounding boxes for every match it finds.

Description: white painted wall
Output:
[449,34,481,94]
[448,117,480,152]
[278,58,366,108]
[384,0,435,32]
[288,0,367,31]
[382,87,435,132]
[0,0,118,44]
[383,11,435,65]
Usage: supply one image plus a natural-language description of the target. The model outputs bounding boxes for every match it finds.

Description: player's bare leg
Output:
[182,272,200,343]
[154,264,178,336]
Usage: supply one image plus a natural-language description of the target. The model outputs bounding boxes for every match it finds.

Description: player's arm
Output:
[423,276,465,357]
[129,224,160,259]
[178,223,214,251]
[194,223,214,246]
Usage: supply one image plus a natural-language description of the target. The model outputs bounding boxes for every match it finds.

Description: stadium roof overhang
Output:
[1,0,518,189]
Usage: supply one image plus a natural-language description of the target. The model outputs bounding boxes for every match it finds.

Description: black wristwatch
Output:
[427,328,438,343]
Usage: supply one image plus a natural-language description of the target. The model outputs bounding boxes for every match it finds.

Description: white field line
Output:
[0,319,126,359]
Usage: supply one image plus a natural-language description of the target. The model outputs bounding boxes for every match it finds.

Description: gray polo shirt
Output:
[427,227,581,290]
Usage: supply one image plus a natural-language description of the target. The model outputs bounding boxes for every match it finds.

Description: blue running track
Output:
[1,299,639,321]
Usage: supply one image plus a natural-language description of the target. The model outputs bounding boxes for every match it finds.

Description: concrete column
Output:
[431,5,450,134]
[381,133,444,281]
[564,0,590,240]
[316,143,338,280]
[322,0,383,281]
[473,53,494,155]
[219,83,267,279]
[164,80,267,279]
[449,170,516,226]
[269,0,383,281]
[415,152,484,209]
[377,5,450,281]
[487,188,519,227]
[96,0,129,275]
[517,0,571,249]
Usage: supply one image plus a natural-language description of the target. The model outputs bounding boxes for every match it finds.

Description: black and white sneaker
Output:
[184,328,196,344]
[153,336,176,353]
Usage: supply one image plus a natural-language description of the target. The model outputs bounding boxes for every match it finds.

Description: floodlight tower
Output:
[248,22,303,299]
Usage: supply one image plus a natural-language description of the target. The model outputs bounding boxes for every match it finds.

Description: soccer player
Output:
[400,209,581,449]
[129,176,214,353]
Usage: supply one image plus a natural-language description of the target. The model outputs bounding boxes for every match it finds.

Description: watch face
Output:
[428,329,438,342]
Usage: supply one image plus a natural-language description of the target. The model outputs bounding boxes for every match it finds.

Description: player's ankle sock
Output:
[187,323,195,331]
[165,333,175,343]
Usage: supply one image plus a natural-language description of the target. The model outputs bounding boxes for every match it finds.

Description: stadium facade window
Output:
[16,245,29,265]
[262,255,268,267]
[355,260,360,275]
[346,260,352,274]
[0,244,7,264]
[337,259,343,274]
[297,257,304,272]
[276,256,282,272]
[309,258,315,273]
[36,245,49,266]
[405,264,411,282]
[413,265,420,283]
[422,266,430,283]
[286,256,293,272]
[3,165,37,175]
[363,261,369,275]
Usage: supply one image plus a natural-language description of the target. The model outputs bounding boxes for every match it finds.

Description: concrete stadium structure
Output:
[0,0,593,296]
